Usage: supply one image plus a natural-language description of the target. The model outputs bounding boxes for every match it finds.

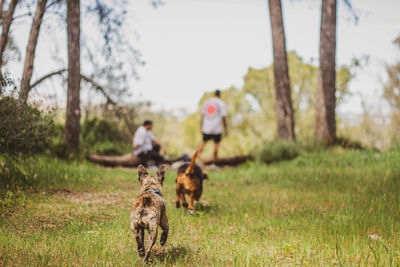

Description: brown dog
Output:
[175,150,209,214]
[130,164,169,263]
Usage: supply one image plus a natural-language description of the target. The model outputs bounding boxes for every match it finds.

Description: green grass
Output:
[1,149,399,266]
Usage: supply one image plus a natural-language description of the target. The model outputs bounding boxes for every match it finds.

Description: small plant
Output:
[334,136,364,150]
[0,189,26,214]
[256,140,300,164]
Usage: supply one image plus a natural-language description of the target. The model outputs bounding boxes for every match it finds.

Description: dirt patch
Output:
[4,190,135,235]
[53,190,133,209]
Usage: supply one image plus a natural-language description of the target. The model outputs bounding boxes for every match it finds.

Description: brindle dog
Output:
[175,150,209,214]
[130,164,169,263]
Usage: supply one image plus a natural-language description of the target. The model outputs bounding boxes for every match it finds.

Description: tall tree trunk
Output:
[268,0,295,140]
[0,0,18,68]
[63,0,81,153]
[0,0,6,21]
[19,0,47,103]
[315,0,337,143]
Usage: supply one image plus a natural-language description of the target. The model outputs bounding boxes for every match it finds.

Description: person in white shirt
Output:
[133,120,168,166]
[198,90,228,160]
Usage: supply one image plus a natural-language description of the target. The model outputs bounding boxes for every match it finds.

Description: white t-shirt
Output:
[201,97,227,135]
[133,126,156,155]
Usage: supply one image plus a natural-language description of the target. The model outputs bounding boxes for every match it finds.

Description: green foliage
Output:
[256,141,301,164]
[334,136,364,150]
[389,141,400,152]
[295,138,328,152]
[81,117,124,144]
[0,97,55,155]
[0,155,30,191]
[182,112,202,150]
[0,190,25,214]
[0,72,15,93]
[383,63,400,110]
[383,37,400,146]
[256,137,364,165]
[0,154,106,193]
[243,51,354,138]
[80,117,131,155]
[90,141,131,156]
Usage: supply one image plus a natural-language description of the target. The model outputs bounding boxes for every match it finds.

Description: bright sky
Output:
[128,0,400,114]
[9,0,400,115]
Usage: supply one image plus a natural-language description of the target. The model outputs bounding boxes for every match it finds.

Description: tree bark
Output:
[63,0,81,153]
[0,0,6,21]
[19,0,48,103]
[315,0,337,143]
[0,0,19,68]
[268,0,295,140]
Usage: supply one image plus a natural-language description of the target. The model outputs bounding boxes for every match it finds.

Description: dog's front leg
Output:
[175,192,181,208]
[176,183,183,208]
[180,193,188,208]
[188,192,195,214]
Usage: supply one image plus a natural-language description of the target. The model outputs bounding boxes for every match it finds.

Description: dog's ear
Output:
[203,172,209,180]
[137,165,148,182]
[157,164,166,183]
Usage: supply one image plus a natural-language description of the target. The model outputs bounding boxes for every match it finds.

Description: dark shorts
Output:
[202,133,222,143]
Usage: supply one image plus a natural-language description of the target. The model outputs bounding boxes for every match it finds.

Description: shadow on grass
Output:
[151,245,191,264]
[194,201,218,214]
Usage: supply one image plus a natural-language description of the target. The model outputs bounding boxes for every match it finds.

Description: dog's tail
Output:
[185,149,199,175]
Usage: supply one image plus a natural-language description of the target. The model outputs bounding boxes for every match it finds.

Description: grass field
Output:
[1,148,399,266]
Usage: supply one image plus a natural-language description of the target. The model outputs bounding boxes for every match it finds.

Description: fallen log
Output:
[202,155,254,167]
[87,153,140,167]
[87,153,182,168]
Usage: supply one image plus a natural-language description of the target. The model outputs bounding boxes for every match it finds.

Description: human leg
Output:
[212,134,222,160]
[198,140,206,155]
[213,142,219,161]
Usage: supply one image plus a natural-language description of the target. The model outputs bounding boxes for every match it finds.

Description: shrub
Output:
[0,154,30,191]
[389,142,400,152]
[81,118,124,145]
[334,136,364,150]
[0,154,99,192]
[257,141,300,164]
[80,117,131,155]
[45,117,131,158]
[0,97,55,154]
[90,141,131,155]
[296,137,365,152]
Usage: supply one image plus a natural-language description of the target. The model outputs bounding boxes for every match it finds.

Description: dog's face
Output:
[137,164,166,194]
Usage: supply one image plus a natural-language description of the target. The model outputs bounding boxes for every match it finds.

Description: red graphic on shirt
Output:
[206,104,217,116]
